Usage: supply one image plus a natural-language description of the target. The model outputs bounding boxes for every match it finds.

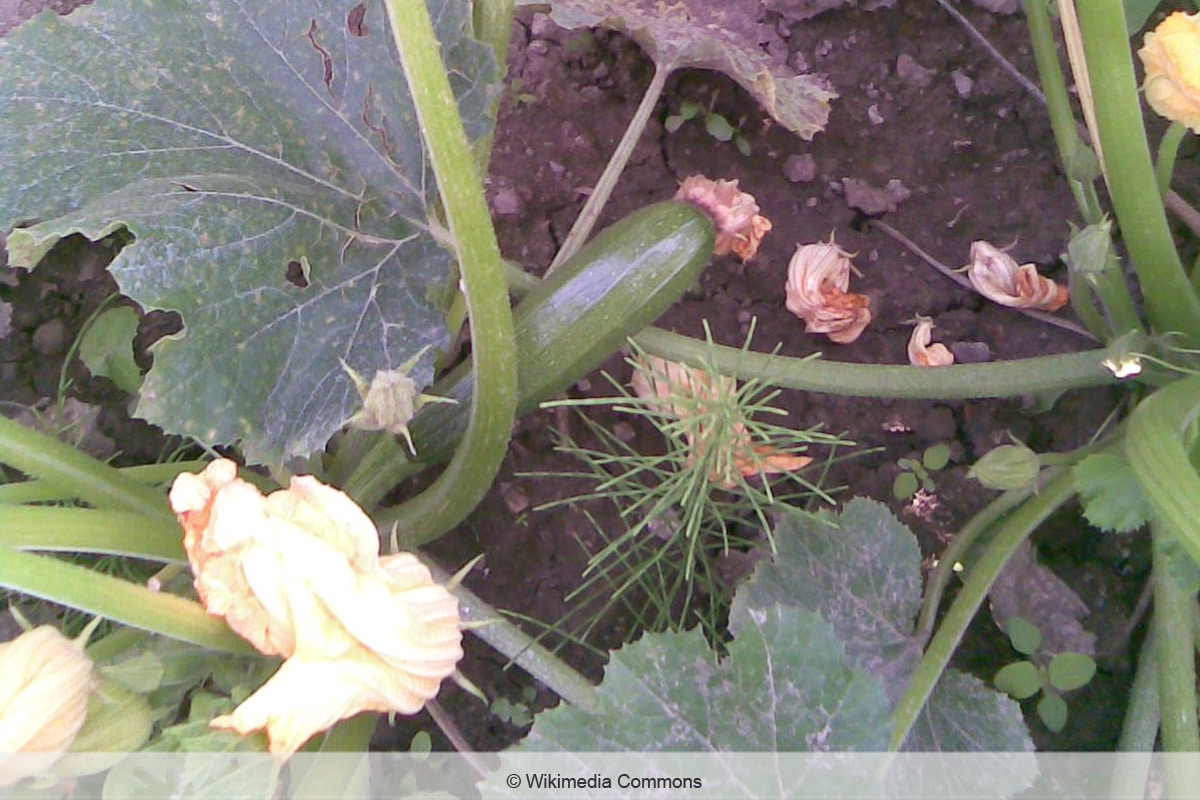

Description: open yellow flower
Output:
[674,175,773,261]
[0,627,95,787]
[632,355,812,488]
[784,238,872,344]
[169,460,462,758]
[967,242,1068,312]
[1139,11,1200,133]
[907,316,954,367]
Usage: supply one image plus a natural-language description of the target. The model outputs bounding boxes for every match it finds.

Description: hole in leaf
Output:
[285,259,311,289]
[347,4,369,37]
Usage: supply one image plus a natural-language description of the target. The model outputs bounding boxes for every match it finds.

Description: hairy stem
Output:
[381,0,517,542]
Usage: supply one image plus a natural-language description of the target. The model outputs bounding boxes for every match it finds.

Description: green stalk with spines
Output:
[890,465,1081,750]
[380,0,517,543]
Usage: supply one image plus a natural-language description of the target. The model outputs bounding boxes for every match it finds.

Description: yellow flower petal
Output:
[1139,12,1200,133]
[0,627,95,787]
[169,460,463,759]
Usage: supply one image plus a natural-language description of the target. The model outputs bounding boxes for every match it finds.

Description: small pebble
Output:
[783,153,817,183]
[895,54,935,90]
[32,319,69,357]
[491,187,522,216]
[867,104,884,125]
[613,421,636,443]
[951,341,993,364]
[952,70,974,98]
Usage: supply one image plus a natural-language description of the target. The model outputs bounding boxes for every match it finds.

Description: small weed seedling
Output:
[666,97,752,157]
[993,616,1097,733]
[490,686,537,728]
[892,442,950,501]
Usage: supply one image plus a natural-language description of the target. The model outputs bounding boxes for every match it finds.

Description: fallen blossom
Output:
[674,175,772,261]
[784,238,872,344]
[0,627,95,787]
[169,460,462,758]
[968,242,1069,311]
[1139,11,1200,133]
[907,316,954,366]
[631,355,812,488]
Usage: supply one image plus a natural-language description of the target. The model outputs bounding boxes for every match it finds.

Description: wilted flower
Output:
[631,354,812,488]
[674,175,773,261]
[1138,11,1200,133]
[907,316,954,367]
[967,242,1069,312]
[0,627,95,787]
[784,238,872,344]
[169,460,463,758]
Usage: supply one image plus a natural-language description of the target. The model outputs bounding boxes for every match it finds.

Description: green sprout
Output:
[665,96,752,157]
[992,616,1097,733]
[892,443,950,501]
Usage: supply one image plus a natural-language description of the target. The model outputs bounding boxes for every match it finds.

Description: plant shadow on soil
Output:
[5,0,1193,752]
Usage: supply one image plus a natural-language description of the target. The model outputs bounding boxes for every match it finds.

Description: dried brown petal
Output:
[907,316,954,367]
[675,175,773,261]
[784,239,872,344]
[968,242,1069,311]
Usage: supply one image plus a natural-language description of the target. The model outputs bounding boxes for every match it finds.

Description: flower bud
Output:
[0,627,96,787]
[968,443,1040,491]
[1138,12,1200,133]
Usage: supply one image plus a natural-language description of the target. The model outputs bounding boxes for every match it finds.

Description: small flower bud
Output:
[968,443,1041,491]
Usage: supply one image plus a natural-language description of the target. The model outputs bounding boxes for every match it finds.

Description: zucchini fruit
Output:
[409,200,715,463]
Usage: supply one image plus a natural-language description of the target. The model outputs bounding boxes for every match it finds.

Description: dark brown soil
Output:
[2,0,1177,753]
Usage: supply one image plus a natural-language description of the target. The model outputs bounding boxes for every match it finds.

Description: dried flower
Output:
[674,175,772,261]
[967,242,1069,312]
[0,627,95,787]
[784,238,872,344]
[1138,12,1200,133]
[907,316,954,367]
[631,355,811,488]
[169,460,462,758]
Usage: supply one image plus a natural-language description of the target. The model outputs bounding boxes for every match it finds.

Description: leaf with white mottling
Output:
[734,498,924,696]
[0,0,496,465]
[518,604,891,751]
[904,670,1033,752]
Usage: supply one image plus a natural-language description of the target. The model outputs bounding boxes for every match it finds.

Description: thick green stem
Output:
[1077,1,1200,345]
[547,63,671,273]
[382,0,517,543]
[890,466,1079,750]
[0,506,185,562]
[0,543,253,654]
[469,0,515,175]
[913,485,1033,648]
[1109,629,1159,799]
[1153,522,1200,755]
[0,415,171,520]
[636,328,1116,399]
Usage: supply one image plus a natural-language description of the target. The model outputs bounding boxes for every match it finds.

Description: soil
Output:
[3,0,1187,754]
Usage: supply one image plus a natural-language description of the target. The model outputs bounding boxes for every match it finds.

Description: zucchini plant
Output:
[0,0,1197,776]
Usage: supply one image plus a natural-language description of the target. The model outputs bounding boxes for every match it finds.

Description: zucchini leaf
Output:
[0,0,497,466]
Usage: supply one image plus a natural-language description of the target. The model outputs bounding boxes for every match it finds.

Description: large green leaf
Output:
[0,0,496,465]
[739,500,1033,751]
[734,498,924,690]
[517,604,891,751]
[539,0,834,139]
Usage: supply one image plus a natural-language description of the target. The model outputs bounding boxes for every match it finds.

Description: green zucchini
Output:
[409,200,715,463]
